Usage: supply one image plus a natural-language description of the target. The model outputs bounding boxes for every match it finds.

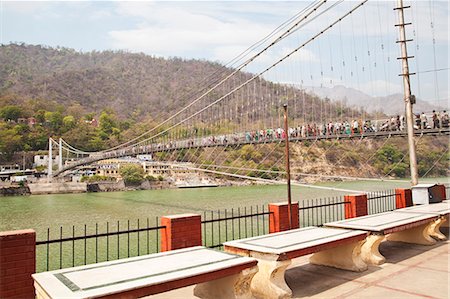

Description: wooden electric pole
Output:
[395,0,419,186]
[283,104,293,229]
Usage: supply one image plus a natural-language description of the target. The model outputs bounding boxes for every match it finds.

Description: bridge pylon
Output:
[47,138,53,181]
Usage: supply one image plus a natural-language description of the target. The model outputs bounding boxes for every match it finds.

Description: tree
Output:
[0,123,22,159]
[63,115,76,131]
[49,111,63,131]
[119,164,145,185]
[0,105,22,121]
[99,110,116,135]
[35,110,46,124]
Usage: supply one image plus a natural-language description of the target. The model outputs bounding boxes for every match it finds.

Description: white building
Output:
[33,155,60,168]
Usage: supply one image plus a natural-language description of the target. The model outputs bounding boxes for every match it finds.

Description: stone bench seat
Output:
[32,246,257,299]
[224,226,368,299]
[324,211,440,266]
[395,201,450,240]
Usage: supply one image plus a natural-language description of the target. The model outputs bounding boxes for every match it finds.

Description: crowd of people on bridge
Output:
[415,110,449,130]
[238,110,449,143]
[90,110,448,160]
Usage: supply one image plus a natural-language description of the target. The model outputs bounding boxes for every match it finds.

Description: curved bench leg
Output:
[309,240,367,272]
[34,282,50,299]
[361,234,386,265]
[442,215,450,227]
[387,222,436,245]
[250,259,292,299]
[428,217,447,240]
[194,266,258,299]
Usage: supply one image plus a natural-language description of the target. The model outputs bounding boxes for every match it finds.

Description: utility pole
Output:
[395,0,418,186]
[283,104,293,229]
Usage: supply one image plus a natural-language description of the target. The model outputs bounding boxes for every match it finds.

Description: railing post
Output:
[160,214,201,252]
[344,194,368,219]
[0,229,36,299]
[269,202,299,233]
[395,188,413,209]
[435,184,447,201]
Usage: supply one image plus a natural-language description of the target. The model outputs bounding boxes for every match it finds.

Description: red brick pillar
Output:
[435,184,447,201]
[160,214,201,252]
[395,188,413,209]
[269,202,299,233]
[344,194,368,219]
[0,229,36,299]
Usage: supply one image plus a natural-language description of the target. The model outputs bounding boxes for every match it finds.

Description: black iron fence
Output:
[35,218,165,272]
[298,196,350,227]
[34,189,407,272]
[201,205,271,249]
[367,189,397,214]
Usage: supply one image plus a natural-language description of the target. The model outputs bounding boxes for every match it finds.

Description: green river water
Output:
[0,178,447,272]
[2,178,448,237]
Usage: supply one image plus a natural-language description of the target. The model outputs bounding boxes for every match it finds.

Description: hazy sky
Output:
[1,1,448,107]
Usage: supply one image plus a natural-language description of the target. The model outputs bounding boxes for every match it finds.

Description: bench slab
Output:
[224,226,367,260]
[396,201,450,216]
[324,211,438,234]
[395,201,450,240]
[325,211,439,266]
[32,246,257,299]
[224,227,368,299]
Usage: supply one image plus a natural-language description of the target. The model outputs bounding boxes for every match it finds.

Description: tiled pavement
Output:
[150,228,449,299]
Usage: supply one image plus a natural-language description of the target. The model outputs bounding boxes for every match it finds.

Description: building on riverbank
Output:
[94,158,203,182]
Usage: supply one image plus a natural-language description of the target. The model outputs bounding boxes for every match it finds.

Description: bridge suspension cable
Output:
[133,0,368,148]
[92,0,330,152]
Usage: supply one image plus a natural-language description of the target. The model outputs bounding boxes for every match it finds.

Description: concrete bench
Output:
[223,226,368,299]
[395,201,450,240]
[324,211,439,266]
[32,246,257,299]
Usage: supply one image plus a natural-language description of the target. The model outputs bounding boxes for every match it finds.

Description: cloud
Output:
[109,2,278,61]
[2,1,51,14]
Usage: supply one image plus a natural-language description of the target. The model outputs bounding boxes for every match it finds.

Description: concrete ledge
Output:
[28,182,87,195]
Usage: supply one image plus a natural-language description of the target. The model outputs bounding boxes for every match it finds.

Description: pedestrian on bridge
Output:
[420,112,428,129]
[432,110,440,129]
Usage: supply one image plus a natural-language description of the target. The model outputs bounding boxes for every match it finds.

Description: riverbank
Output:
[0,185,30,196]
[1,175,448,197]
[0,177,253,196]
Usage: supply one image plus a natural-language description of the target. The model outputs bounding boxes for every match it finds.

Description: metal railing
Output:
[34,189,409,272]
[367,189,397,214]
[35,218,165,272]
[201,205,271,249]
[298,196,350,227]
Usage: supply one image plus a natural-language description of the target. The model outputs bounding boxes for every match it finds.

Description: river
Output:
[1,178,448,239]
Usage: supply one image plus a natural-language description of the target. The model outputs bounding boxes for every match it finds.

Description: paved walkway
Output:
[150,228,449,299]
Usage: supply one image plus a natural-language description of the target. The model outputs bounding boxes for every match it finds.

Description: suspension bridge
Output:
[48,0,449,185]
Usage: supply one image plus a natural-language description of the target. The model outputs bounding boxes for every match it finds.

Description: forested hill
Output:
[0,43,234,118]
[0,43,360,121]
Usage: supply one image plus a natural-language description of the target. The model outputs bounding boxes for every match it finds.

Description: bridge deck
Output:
[54,128,450,176]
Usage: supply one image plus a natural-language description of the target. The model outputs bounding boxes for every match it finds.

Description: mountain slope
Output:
[306,85,443,115]
[1,44,371,125]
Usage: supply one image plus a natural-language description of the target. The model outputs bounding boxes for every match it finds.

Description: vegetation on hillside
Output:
[153,137,449,180]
